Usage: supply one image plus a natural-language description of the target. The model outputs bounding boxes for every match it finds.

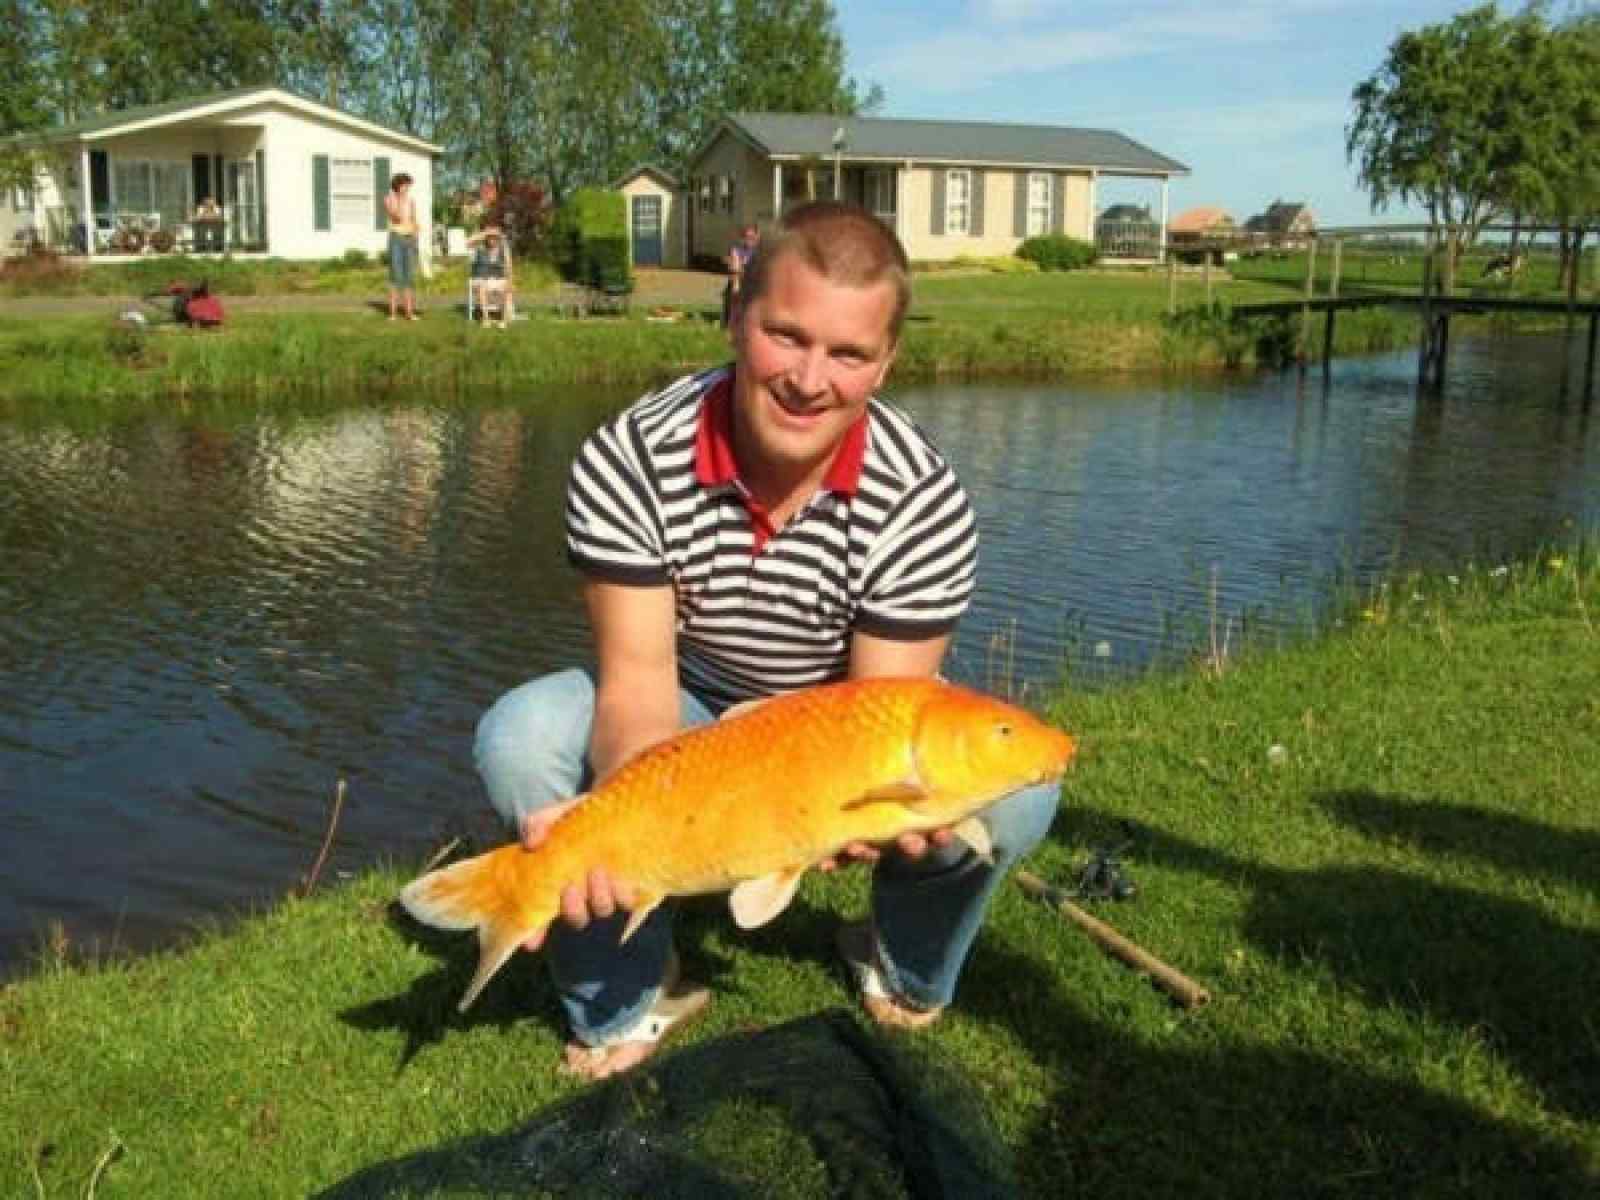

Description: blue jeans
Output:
[474,668,1060,1041]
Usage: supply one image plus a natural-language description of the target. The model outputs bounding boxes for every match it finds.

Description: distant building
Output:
[1095,203,1161,260]
[1244,200,1316,250]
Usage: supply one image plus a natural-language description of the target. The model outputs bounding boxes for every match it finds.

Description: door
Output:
[226,159,260,249]
[631,194,663,267]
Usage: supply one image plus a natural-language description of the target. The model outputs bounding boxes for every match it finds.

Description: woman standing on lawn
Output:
[385,174,420,322]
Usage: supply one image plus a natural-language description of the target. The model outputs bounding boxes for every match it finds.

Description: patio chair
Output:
[465,273,515,324]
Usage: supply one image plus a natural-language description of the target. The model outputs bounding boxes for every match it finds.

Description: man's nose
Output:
[794,347,829,396]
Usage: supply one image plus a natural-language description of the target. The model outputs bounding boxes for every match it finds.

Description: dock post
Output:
[1167,255,1177,315]
[1329,238,1343,299]
[1417,235,1436,390]
[1323,307,1336,382]
[1586,310,1598,403]
[1298,236,1318,367]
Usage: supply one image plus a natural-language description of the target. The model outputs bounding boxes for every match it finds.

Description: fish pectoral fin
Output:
[618,891,665,944]
[840,782,928,811]
[729,866,806,929]
[951,816,995,864]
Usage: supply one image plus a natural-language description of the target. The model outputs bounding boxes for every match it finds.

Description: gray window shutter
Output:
[970,169,985,236]
[930,169,946,236]
[312,154,330,232]
[1013,171,1028,237]
[374,157,391,230]
[1052,173,1067,235]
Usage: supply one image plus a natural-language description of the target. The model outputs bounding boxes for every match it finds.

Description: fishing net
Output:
[318,1008,1014,1199]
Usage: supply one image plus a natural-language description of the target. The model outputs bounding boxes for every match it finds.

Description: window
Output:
[864,169,895,219]
[331,157,372,228]
[945,169,970,235]
[719,174,734,214]
[111,160,191,226]
[1026,172,1052,236]
[699,175,714,214]
[10,185,34,213]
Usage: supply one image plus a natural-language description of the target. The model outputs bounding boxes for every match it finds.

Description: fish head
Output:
[911,687,1077,818]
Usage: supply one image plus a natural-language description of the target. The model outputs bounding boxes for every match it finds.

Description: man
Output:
[721,222,760,328]
[465,225,513,329]
[475,201,1059,1080]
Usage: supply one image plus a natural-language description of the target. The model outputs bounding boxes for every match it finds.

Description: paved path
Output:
[0,268,726,318]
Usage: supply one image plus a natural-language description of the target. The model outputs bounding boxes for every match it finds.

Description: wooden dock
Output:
[1228,221,1600,397]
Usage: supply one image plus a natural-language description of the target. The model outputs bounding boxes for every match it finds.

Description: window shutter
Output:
[374,157,391,230]
[970,169,985,236]
[930,169,945,236]
[1052,173,1067,235]
[1013,171,1028,237]
[312,154,330,232]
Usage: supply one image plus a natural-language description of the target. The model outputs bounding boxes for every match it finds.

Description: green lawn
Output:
[3,544,1596,1197]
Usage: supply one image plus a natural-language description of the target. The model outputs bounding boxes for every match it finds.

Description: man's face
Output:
[730,251,897,491]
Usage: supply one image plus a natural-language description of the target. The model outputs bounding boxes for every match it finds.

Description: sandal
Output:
[560,951,710,1077]
[836,922,943,1029]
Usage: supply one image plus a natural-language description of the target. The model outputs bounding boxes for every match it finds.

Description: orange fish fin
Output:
[840,782,927,812]
[729,865,806,929]
[457,918,532,1013]
[618,891,665,944]
[952,816,995,863]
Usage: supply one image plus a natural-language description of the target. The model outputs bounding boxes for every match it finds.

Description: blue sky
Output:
[833,0,1485,227]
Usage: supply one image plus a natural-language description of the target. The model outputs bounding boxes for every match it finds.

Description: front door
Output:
[226,160,259,249]
[631,195,663,267]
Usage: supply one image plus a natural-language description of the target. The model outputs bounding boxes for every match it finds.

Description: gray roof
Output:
[4,85,440,152]
[720,112,1187,175]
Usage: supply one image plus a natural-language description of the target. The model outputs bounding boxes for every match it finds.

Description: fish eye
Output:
[997,723,1013,737]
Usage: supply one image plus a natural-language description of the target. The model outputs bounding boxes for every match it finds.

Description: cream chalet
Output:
[1,86,440,260]
[684,113,1188,264]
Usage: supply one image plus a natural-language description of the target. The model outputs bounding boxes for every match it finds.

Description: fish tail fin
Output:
[399,846,557,1012]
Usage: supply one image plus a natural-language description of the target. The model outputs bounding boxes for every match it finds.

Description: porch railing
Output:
[26,205,264,255]
[1096,220,1164,260]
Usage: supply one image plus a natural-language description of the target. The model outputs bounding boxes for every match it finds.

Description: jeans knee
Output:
[987,783,1061,862]
[474,668,595,827]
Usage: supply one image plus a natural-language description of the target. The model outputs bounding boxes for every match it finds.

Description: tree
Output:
[0,0,54,190]
[1346,4,1543,290]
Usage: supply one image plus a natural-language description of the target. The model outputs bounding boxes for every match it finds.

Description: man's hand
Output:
[517,799,636,952]
[815,828,957,873]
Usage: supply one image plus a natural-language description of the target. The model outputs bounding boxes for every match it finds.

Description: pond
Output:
[2,332,1596,976]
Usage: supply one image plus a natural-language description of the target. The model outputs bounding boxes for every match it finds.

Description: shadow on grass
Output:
[341,895,766,1069]
[1319,789,1600,896]
[958,932,1596,1197]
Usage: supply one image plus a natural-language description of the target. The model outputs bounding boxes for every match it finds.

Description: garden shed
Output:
[616,165,685,268]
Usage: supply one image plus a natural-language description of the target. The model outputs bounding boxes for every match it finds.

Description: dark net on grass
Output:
[318,1008,1015,1199]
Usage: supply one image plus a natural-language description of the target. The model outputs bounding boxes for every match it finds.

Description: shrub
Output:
[485,181,552,261]
[1016,234,1098,272]
[548,188,631,291]
[341,247,368,267]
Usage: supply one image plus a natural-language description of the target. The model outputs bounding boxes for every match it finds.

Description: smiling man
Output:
[473,201,1060,1079]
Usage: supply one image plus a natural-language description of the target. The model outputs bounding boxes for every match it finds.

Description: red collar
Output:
[692,373,867,497]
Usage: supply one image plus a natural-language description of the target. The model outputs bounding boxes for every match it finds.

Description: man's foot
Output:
[836,922,943,1030]
[558,953,710,1081]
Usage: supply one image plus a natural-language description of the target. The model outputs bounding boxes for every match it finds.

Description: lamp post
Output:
[831,125,845,200]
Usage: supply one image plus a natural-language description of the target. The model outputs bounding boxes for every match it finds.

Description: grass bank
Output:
[0,268,1428,413]
[3,544,1596,1197]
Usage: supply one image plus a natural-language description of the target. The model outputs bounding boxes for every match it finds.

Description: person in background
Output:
[471,201,1060,1082]
[466,226,513,329]
[721,222,760,328]
[384,173,420,322]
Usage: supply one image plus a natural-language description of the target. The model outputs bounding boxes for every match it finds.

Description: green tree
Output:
[0,0,54,190]
[1346,3,1541,290]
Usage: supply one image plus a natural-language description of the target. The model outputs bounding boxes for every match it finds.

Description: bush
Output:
[548,188,632,291]
[341,247,368,267]
[1016,234,1098,272]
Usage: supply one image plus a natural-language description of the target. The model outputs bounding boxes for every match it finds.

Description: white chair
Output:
[465,268,515,324]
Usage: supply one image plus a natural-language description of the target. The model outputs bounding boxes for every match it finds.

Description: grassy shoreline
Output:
[0,266,1442,412]
[3,543,1596,1196]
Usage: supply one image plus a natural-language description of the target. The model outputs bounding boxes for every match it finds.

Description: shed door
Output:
[631,195,662,267]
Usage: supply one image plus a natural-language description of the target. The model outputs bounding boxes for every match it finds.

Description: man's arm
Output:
[585,578,680,782]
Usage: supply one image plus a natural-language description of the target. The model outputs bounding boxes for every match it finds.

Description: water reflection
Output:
[0,334,1594,973]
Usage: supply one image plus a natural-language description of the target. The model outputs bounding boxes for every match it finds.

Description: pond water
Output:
[1,333,1596,975]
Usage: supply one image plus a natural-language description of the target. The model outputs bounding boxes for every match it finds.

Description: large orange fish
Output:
[401,677,1076,1011]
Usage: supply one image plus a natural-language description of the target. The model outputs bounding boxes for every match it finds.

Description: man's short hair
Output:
[391,173,414,191]
[739,201,911,343]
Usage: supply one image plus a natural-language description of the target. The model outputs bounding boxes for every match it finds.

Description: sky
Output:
[832,0,1507,228]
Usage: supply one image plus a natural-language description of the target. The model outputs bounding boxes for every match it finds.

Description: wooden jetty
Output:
[1230,222,1600,397]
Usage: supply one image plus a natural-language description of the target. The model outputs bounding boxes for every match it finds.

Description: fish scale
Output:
[400,677,1076,1011]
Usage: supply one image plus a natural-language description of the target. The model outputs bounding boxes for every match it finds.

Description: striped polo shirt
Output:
[566,365,978,706]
